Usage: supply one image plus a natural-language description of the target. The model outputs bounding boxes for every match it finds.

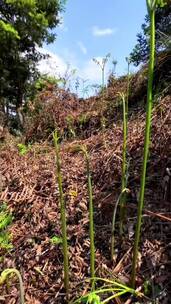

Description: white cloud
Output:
[37,47,68,77]
[38,51,102,83]
[37,48,108,83]
[92,26,117,37]
[36,48,111,96]
[77,41,87,55]
[81,60,101,82]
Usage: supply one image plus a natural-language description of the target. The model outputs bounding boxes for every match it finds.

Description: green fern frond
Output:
[0,203,13,252]
[0,232,13,250]
[0,212,13,230]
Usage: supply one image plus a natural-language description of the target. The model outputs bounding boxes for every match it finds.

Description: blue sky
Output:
[39,0,147,95]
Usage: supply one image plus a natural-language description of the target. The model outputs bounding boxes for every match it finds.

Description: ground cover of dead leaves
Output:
[0,96,171,304]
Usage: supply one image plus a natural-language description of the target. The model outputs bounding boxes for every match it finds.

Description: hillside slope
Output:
[0,66,171,303]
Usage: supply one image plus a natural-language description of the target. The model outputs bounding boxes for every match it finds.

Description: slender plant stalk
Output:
[71,276,144,304]
[101,66,106,146]
[111,188,129,260]
[0,268,24,304]
[126,57,131,112]
[93,54,110,146]
[119,93,128,235]
[131,1,156,288]
[84,148,95,290]
[119,58,130,235]
[79,145,95,290]
[53,131,69,296]
[102,66,105,101]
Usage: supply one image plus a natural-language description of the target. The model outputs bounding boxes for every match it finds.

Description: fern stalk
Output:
[84,148,95,289]
[0,268,24,304]
[53,131,69,296]
[119,93,128,235]
[93,54,110,145]
[80,146,95,289]
[131,2,156,288]
[126,56,131,116]
[102,65,105,110]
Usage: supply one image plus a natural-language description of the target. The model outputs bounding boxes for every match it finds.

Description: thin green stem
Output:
[93,54,110,146]
[119,57,131,233]
[111,188,129,260]
[101,66,107,148]
[69,144,95,289]
[0,268,24,304]
[70,276,143,304]
[102,67,105,103]
[89,288,126,294]
[53,131,69,297]
[85,151,95,290]
[119,93,128,235]
[131,6,155,288]
[126,58,130,116]
[81,146,95,290]
[91,277,135,290]
[102,67,105,91]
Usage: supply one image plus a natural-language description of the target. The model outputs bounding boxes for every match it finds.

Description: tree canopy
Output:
[130,4,171,66]
[0,0,66,128]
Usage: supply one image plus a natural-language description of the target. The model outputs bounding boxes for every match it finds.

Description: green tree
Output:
[0,0,66,128]
[130,4,171,66]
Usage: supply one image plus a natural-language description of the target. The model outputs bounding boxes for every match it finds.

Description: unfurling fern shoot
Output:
[0,268,24,304]
[53,131,69,297]
[131,0,167,288]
